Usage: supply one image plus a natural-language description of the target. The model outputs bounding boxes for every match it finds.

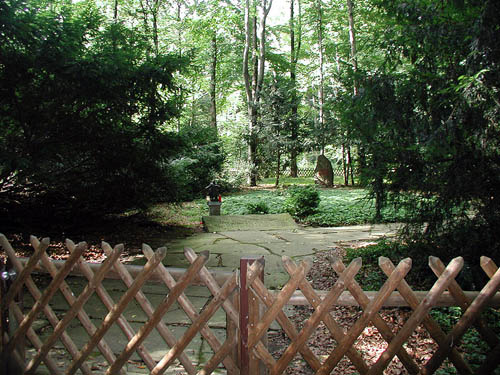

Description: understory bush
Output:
[245,201,270,214]
[284,186,320,218]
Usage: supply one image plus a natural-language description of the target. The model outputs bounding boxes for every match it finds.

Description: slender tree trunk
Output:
[243,0,273,186]
[289,0,301,178]
[289,0,297,177]
[210,31,218,131]
[342,144,348,185]
[152,8,159,55]
[348,146,354,185]
[114,0,118,21]
[317,0,326,155]
[347,0,358,96]
[347,0,364,176]
[275,148,281,187]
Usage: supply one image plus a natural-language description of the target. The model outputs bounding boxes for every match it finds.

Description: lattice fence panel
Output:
[0,234,239,375]
[244,255,500,375]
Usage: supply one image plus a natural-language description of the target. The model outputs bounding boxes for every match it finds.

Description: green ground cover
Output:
[220,187,406,226]
[146,183,406,227]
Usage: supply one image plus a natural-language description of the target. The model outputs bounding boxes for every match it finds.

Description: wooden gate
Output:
[1,233,500,374]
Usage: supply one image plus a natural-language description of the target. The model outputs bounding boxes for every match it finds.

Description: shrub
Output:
[284,186,320,217]
[245,201,270,214]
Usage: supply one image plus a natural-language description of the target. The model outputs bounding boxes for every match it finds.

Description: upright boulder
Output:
[314,154,334,187]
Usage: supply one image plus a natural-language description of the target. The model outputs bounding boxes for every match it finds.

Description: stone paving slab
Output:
[202,213,297,232]
[219,230,287,244]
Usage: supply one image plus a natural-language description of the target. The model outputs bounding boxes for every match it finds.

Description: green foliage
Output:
[283,186,320,218]
[336,0,500,270]
[167,126,224,201]
[245,201,270,215]
[344,240,406,290]
[430,307,500,373]
[0,0,224,229]
[344,239,438,290]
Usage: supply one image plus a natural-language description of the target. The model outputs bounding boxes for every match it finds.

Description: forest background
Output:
[1,0,499,287]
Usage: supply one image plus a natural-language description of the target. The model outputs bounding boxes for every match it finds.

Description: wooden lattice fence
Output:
[284,167,344,178]
[1,233,500,374]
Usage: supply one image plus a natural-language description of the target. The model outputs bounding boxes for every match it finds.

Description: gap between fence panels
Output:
[1,234,500,375]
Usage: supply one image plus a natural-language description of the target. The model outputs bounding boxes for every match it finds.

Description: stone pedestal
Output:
[207,201,222,216]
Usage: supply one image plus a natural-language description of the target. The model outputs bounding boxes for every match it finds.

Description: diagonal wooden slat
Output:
[0,236,91,375]
[184,247,241,373]
[248,257,311,349]
[331,258,420,374]
[105,249,209,375]
[477,257,500,374]
[281,257,369,374]
[429,256,499,348]
[425,256,500,374]
[245,259,322,372]
[75,241,157,372]
[106,243,196,375]
[25,239,122,374]
[318,257,412,375]
[151,270,239,375]
[199,331,239,375]
[5,240,85,357]
[184,247,240,326]
[9,302,62,375]
[89,242,165,372]
[64,240,127,375]
[145,245,238,374]
[275,257,365,375]
[367,256,464,375]
[379,256,472,374]
[66,246,167,375]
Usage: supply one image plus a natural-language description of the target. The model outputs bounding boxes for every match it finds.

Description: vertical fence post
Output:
[240,256,265,375]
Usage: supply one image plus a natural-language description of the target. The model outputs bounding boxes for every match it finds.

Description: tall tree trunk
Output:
[347,0,364,176]
[243,0,273,186]
[114,0,118,22]
[342,144,348,185]
[210,31,218,131]
[289,0,301,178]
[347,0,358,95]
[275,144,281,187]
[348,147,354,185]
[152,6,159,56]
[317,0,325,155]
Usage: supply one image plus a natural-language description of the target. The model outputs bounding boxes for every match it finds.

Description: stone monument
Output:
[314,154,334,187]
